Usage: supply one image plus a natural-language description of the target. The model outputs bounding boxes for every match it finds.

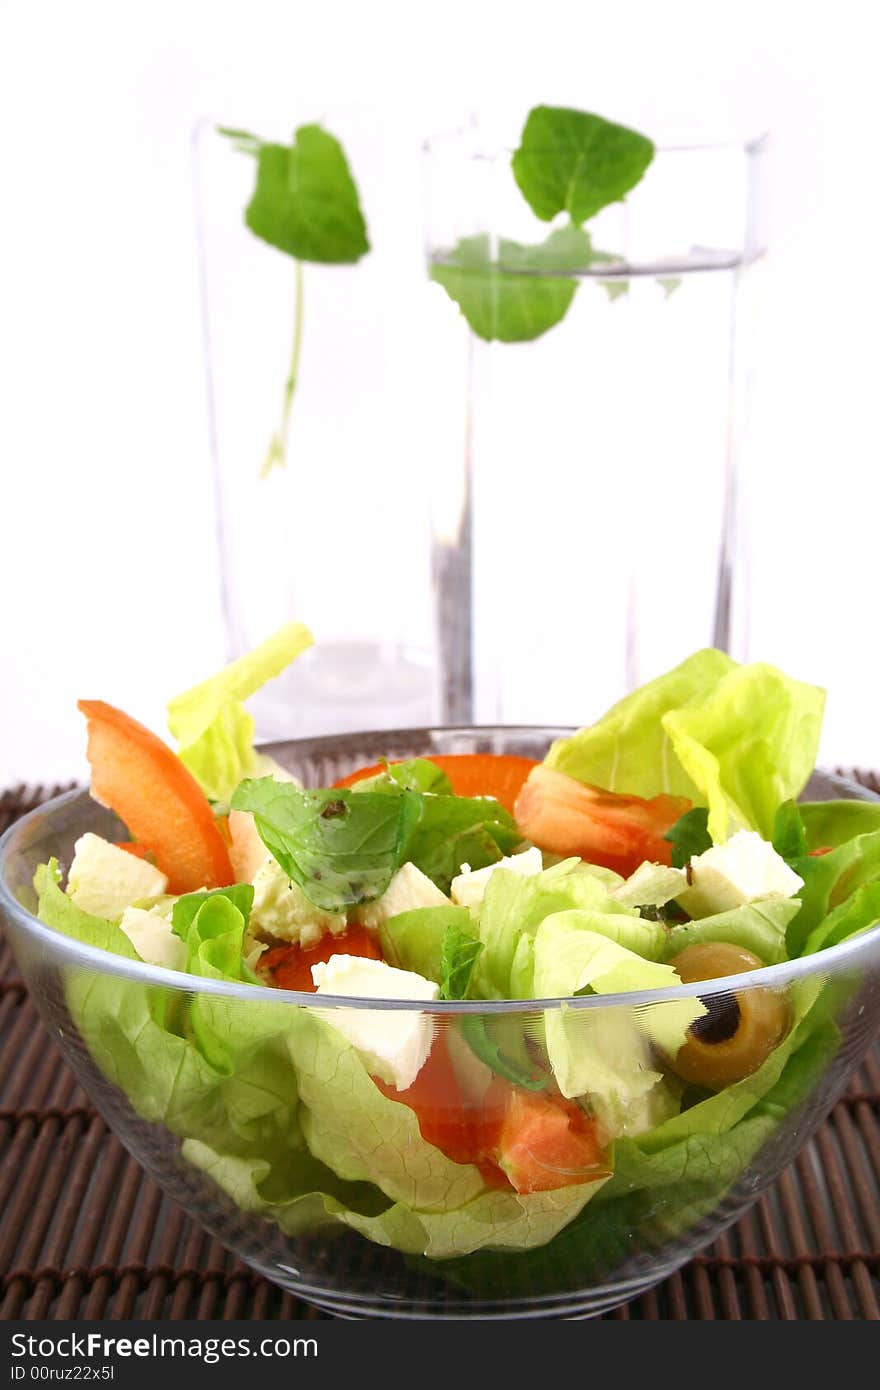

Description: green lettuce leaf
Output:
[798,799,880,850]
[531,910,703,1105]
[167,623,313,804]
[787,827,880,955]
[183,1137,603,1260]
[472,860,653,1002]
[378,905,471,983]
[545,650,825,844]
[662,899,798,966]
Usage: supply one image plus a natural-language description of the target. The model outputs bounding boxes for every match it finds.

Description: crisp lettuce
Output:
[662,899,798,966]
[787,827,880,955]
[470,859,632,1001]
[167,622,313,804]
[531,910,703,1107]
[545,650,824,844]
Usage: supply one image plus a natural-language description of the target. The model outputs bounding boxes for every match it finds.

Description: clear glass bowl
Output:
[1,727,879,1320]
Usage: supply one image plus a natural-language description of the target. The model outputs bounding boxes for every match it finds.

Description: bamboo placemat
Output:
[1,778,879,1321]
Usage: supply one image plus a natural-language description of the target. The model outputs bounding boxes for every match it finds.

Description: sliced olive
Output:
[665,942,789,1090]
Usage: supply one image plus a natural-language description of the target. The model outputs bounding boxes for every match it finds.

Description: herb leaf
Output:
[512,105,654,225]
[230,779,420,911]
[406,796,521,893]
[430,227,596,343]
[439,920,483,1001]
[460,1015,549,1091]
[772,800,809,864]
[663,807,712,868]
[352,758,454,796]
[230,124,369,264]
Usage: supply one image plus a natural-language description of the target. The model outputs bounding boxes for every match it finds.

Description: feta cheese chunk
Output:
[451,847,543,910]
[67,834,168,920]
[249,857,347,949]
[677,830,804,918]
[355,862,450,929]
[613,861,689,911]
[119,905,186,971]
[312,955,439,1090]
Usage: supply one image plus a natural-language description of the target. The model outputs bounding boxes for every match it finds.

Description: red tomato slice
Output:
[497,1090,607,1194]
[373,1031,511,1185]
[262,924,383,993]
[334,753,538,814]
[514,764,690,878]
[78,700,234,895]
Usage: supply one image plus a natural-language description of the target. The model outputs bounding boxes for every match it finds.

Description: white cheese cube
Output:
[613,861,689,910]
[119,905,186,971]
[450,847,543,910]
[67,833,168,921]
[311,954,439,1090]
[249,857,347,948]
[677,830,804,918]
[354,862,450,928]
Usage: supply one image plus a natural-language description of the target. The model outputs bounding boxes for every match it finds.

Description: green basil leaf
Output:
[230,779,420,911]
[406,796,521,894]
[663,806,712,868]
[459,1015,549,1091]
[512,105,654,225]
[352,758,453,796]
[226,123,370,264]
[439,920,483,1001]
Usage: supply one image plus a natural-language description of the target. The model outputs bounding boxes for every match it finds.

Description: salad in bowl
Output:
[2,625,880,1318]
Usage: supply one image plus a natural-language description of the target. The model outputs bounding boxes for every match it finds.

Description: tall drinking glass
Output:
[424,126,767,725]
[195,111,439,738]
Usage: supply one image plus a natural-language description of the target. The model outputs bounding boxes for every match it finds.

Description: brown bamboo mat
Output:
[1,777,879,1321]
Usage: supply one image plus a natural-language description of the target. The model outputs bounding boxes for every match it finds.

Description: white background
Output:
[1,0,878,784]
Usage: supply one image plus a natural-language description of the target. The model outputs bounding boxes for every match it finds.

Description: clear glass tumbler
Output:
[423,126,767,724]
[195,111,439,738]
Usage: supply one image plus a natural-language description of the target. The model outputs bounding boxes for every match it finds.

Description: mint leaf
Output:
[352,758,453,796]
[406,796,520,893]
[439,921,483,1000]
[664,807,712,868]
[228,123,369,264]
[512,106,654,225]
[430,227,595,343]
[772,800,809,864]
[230,780,420,911]
[460,1016,549,1091]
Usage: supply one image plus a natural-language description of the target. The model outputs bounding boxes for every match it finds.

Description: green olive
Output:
[665,942,789,1090]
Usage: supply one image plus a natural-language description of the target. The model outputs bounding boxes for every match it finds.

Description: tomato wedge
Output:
[262,924,382,992]
[334,753,538,814]
[78,699,234,895]
[373,1031,510,1185]
[514,764,690,878]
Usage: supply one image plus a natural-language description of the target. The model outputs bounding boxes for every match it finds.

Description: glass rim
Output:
[2,781,879,1015]
[422,126,771,161]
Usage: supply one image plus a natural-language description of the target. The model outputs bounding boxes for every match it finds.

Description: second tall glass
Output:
[424,125,767,726]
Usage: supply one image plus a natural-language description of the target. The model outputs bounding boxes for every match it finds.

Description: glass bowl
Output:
[1,726,879,1320]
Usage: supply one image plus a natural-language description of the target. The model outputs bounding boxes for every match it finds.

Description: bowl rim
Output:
[2,752,879,1016]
